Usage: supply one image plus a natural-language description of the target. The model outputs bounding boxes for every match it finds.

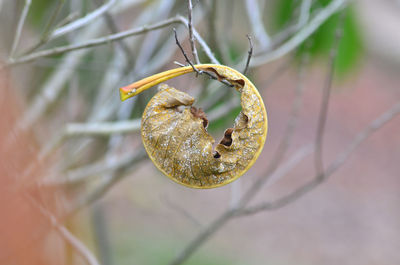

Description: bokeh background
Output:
[1,0,400,265]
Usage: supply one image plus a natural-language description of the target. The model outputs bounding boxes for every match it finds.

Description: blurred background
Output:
[0,0,400,265]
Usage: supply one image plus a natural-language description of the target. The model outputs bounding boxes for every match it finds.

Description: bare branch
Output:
[240,49,308,206]
[8,16,182,66]
[50,0,117,40]
[9,0,32,58]
[173,28,202,75]
[21,0,66,55]
[315,11,345,176]
[29,198,101,265]
[167,101,400,265]
[92,0,135,68]
[251,0,348,66]
[174,28,232,86]
[168,210,236,265]
[43,149,146,186]
[163,195,203,227]
[187,0,200,64]
[177,15,220,64]
[298,0,312,28]
[245,0,271,50]
[240,102,400,215]
[65,120,141,137]
[69,150,147,214]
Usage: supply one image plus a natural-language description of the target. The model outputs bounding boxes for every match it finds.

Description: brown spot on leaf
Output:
[190,106,209,128]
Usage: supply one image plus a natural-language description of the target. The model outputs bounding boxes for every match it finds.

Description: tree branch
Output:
[49,0,117,40]
[29,197,101,265]
[251,0,348,66]
[9,0,32,58]
[8,16,182,66]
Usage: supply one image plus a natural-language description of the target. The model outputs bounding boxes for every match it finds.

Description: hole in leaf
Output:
[219,128,233,146]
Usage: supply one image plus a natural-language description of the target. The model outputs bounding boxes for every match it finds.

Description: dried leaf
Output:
[120,64,268,188]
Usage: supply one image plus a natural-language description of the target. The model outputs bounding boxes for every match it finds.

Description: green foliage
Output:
[274,0,364,78]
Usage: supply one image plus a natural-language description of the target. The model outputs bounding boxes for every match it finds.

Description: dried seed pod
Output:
[120,64,268,188]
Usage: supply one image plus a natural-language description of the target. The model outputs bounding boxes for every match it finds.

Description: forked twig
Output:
[173,28,202,75]
[173,28,233,87]
[243,34,253,75]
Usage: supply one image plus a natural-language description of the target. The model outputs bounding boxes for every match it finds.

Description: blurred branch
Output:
[29,197,101,265]
[23,0,66,54]
[50,0,117,40]
[315,11,345,176]
[163,195,203,227]
[187,0,200,64]
[245,0,271,50]
[240,49,308,206]
[65,120,141,136]
[8,14,220,66]
[298,0,312,28]
[168,100,400,265]
[9,0,32,57]
[69,149,147,215]
[8,16,182,66]
[43,148,146,186]
[240,102,400,215]
[92,0,135,68]
[251,0,348,66]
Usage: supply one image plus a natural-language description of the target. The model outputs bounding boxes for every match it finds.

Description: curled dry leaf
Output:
[120,64,268,188]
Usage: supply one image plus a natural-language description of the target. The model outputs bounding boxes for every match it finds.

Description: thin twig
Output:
[8,16,182,66]
[177,15,220,64]
[251,0,348,66]
[173,28,202,75]
[243,34,253,75]
[9,0,32,58]
[314,11,345,176]
[187,0,200,64]
[174,28,233,87]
